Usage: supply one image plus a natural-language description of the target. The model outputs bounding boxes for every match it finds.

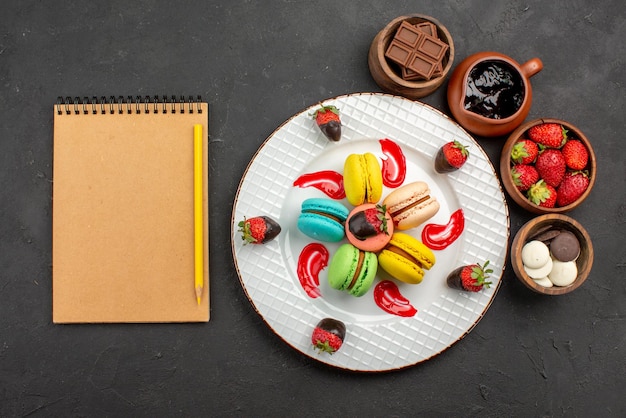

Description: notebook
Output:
[52,96,209,323]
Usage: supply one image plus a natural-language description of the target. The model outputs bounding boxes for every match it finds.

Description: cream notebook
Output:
[52,96,209,323]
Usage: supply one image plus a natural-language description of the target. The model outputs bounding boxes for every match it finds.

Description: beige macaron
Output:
[382,181,440,230]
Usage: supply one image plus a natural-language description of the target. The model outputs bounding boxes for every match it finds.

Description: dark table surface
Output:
[2,1,625,416]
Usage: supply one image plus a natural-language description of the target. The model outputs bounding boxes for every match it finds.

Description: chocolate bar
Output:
[384,19,449,81]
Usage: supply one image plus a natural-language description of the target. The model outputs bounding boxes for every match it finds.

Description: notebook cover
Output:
[52,98,209,323]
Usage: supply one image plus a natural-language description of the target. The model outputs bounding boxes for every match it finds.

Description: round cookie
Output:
[523,257,553,279]
[548,259,578,286]
[550,230,580,262]
[521,240,551,269]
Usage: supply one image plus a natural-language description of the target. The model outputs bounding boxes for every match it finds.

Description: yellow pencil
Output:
[194,124,204,304]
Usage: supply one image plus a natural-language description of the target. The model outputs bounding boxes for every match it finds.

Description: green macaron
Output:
[327,243,378,297]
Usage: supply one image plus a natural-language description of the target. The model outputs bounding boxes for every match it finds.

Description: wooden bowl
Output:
[511,214,593,295]
[368,14,454,99]
[500,118,596,214]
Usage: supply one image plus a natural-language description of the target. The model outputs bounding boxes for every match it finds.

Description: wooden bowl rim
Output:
[374,14,455,89]
[511,214,594,295]
[500,118,597,214]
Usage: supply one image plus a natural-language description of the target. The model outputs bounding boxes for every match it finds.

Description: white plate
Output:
[231,93,509,371]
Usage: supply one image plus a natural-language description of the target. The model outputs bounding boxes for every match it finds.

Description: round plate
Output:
[231,93,509,372]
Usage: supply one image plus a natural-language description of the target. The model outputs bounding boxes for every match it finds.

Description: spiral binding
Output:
[56,95,203,115]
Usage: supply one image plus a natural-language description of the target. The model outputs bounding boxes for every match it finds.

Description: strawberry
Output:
[510,138,539,164]
[312,318,346,354]
[347,204,389,240]
[511,164,539,191]
[311,104,341,142]
[561,139,589,170]
[557,171,590,207]
[528,123,567,148]
[527,180,557,208]
[446,260,493,292]
[434,140,469,173]
[237,216,281,244]
[535,149,566,187]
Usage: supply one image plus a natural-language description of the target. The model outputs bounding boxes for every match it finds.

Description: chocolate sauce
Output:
[464,60,524,119]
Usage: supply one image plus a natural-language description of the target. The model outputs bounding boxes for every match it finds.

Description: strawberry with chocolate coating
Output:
[347,204,389,240]
[528,123,568,148]
[311,104,342,142]
[312,318,346,354]
[238,216,281,244]
[446,260,493,292]
[434,140,469,173]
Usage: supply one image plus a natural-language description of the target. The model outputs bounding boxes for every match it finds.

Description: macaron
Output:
[343,152,383,206]
[297,198,349,242]
[327,243,378,297]
[383,181,440,230]
[345,203,394,252]
[378,232,436,284]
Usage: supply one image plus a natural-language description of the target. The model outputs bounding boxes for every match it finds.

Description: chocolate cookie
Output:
[550,230,580,262]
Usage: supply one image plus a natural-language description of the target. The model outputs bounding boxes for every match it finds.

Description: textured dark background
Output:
[1,1,625,416]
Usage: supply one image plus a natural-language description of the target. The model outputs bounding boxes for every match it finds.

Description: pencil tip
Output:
[197,296,201,305]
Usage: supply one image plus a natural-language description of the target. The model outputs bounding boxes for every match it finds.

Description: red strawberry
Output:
[557,171,590,207]
[311,104,341,141]
[528,123,568,148]
[535,149,566,187]
[238,216,281,244]
[510,138,539,164]
[312,318,346,354]
[561,139,589,170]
[347,204,389,240]
[511,164,540,191]
[434,140,469,173]
[446,260,493,292]
[527,180,557,208]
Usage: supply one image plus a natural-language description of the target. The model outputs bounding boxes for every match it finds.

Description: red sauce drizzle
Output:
[421,209,465,251]
[293,170,345,200]
[297,243,329,298]
[379,138,407,188]
[373,280,417,317]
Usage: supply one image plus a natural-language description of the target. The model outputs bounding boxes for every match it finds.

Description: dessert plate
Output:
[231,93,509,372]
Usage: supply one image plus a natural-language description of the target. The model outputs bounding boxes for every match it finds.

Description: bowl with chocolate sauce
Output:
[511,214,593,295]
[500,118,596,214]
[447,51,543,137]
[368,14,454,99]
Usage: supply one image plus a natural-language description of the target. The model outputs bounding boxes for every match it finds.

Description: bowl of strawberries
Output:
[500,118,596,214]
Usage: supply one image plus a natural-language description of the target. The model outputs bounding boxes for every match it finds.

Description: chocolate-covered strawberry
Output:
[434,140,469,173]
[312,104,341,142]
[348,204,389,240]
[237,216,281,244]
[446,260,493,292]
[311,318,346,354]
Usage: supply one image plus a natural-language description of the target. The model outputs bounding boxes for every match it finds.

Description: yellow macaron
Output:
[378,232,436,284]
[343,152,383,206]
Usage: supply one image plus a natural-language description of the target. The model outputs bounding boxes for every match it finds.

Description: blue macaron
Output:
[297,198,349,242]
